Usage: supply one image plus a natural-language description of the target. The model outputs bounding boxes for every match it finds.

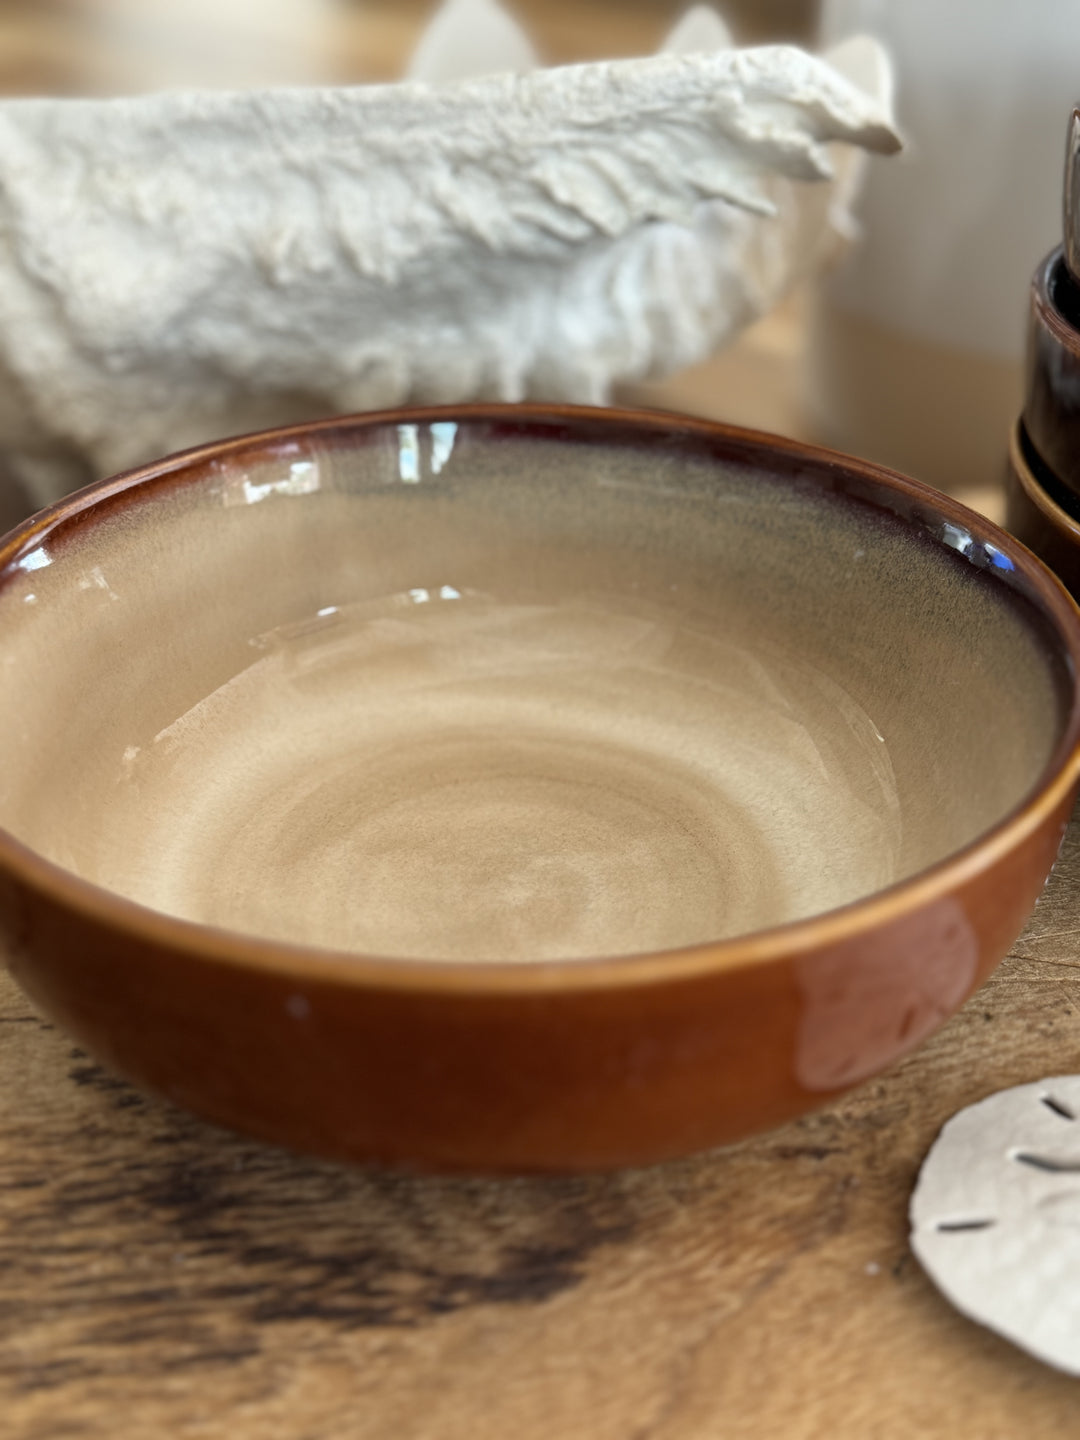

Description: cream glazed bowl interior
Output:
[0,405,1078,1174]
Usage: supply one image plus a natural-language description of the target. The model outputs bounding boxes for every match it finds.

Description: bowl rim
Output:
[2,401,1080,996]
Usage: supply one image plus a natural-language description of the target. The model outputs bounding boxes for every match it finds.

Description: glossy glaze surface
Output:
[80,588,904,961]
[1005,421,1080,602]
[1,407,1079,1171]
[0,417,1064,963]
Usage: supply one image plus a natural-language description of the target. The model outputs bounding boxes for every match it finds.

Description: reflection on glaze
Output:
[397,424,421,483]
[14,545,50,572]
[76,565,120,601]
[430,421,458,474]
[939,522,1016,573]
[396,421,458,484]
[795,897,978,1090]
[223,459,321,508]
[90,588,902,963]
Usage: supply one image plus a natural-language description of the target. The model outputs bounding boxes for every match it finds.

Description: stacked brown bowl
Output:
[1007,245,1080,597]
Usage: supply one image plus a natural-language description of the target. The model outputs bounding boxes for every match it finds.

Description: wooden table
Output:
[3,828,1079,1439]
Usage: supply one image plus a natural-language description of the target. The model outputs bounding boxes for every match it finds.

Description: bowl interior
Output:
[0,415,1069,964]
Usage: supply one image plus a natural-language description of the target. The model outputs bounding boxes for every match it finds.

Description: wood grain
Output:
[3,816,1080,1439]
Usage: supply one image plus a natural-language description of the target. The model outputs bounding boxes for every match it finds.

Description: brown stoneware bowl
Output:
[2,406,1080,1173]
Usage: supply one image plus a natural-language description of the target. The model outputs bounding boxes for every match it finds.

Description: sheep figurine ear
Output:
[818,33,896,244]
[0,39,898,507]
[406,0,538,84]
[661,6,734,55]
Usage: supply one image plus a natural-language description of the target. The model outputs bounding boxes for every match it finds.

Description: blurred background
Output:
[0,0,1076,531]
[0,0,820,533]
[0,1,818,95]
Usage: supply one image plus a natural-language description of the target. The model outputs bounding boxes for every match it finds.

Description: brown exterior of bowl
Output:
[1006,419,1080,602]
[3,406,1080,1174]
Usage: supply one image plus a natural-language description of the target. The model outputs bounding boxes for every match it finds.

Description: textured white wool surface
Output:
[0,40,896,501]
